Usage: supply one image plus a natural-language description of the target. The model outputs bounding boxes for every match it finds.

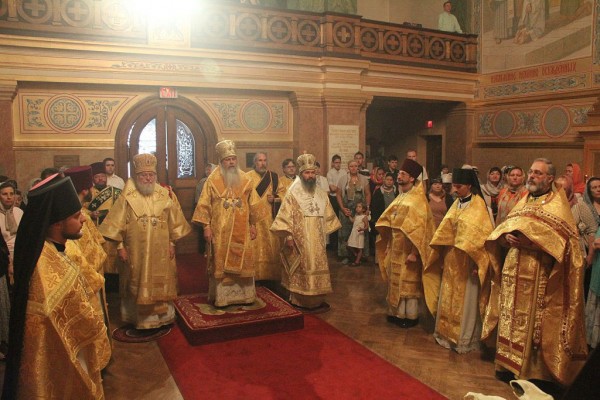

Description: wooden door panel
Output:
[120,100,215,254]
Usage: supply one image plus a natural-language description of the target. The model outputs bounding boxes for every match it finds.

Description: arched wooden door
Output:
[115,98,217,253]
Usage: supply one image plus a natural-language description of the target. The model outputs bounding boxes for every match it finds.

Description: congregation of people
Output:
[1,140,599,398]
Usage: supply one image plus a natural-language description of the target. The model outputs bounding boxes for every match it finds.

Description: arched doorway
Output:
[115,97,218,253]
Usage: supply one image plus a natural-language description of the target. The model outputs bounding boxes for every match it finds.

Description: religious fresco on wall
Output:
[481,0,594,73]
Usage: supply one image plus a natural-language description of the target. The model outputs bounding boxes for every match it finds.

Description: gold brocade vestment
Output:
[375,182,435,307]
[87,186,122,273]
[424,195,497,348]
[99,180,191,329]
[270,179,341,297]
[18,242,110,399]
[280,175,295,197]
[192,168,266,279]
[483,189,588,385]
[245,170,286,280]
[66,211,111,367]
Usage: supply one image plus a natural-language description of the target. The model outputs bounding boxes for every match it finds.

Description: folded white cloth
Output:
[510,380,553,400]
[463,379,553,400]
[464,392,506,400]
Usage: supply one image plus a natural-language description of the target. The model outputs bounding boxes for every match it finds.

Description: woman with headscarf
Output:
[480,167,504,221]
[585,178,600,349]
[584,177,600,225]
[369,167,385,197]
[583,177,600,301]
[566,162,586,196]
[555,174,597,265]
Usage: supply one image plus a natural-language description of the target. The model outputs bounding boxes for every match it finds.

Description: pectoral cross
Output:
[308,199,320,214]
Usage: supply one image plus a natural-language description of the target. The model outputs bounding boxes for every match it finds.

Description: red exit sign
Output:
[159,87,178,98]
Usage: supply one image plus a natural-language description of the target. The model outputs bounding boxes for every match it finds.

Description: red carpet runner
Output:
[165,253,445,399]
[158,316,445,399]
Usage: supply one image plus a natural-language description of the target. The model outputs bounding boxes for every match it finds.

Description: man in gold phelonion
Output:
[245,152,286,285]
[88,161,123,286]
[100,153,191,332]
[483,158,588,389]
[2,174,110,399]
[424,167,496,354]
[270,153,341,311]
[376,158,436,328]
[193,140,267,307]
[63,165,112,356]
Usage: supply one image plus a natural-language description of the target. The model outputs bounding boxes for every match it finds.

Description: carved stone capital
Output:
[0,81,17,101]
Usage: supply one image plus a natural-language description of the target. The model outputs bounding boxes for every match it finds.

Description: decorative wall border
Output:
[483,73,588,98]
[18,92,136,134]
[477,102,593,141]
[195,96,290,136]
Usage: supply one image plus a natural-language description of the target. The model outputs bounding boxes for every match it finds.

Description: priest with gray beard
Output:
[99,153,191,333]
[270,153,341,312]
[193,140,267,307]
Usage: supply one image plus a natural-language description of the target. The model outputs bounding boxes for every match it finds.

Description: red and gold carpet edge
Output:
[158,314,446,400]
[174,287,304,345]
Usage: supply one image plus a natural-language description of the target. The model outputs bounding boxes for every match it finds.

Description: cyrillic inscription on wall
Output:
[328,125,359,167]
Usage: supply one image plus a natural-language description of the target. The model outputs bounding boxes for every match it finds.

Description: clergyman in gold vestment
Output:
[245,152,286,282]
[424,167,497,354]
[63,165,112,364]
[376,159,435,328]
[2,175,110,399]
[193,140,267,307]
[87,161,122,275]
[280,158,297,195]
[483,158,588,386]
[99,154,191,330]
[270,153,341,310]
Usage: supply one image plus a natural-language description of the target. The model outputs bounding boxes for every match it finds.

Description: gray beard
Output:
[255,167,267,176]
[221,165,242,188]
[526,180,549,195]
[136,181,155,197]
[301,178,316,194]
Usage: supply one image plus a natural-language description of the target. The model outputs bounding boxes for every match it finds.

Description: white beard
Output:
[220,165,242,188]
[136,181,155,197]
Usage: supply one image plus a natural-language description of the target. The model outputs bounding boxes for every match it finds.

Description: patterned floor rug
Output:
[112,325,172,343]
[174,287,304,345]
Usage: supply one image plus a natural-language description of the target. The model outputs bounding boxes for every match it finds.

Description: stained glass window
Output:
[176,119,195,178]
[139,118,157,154]
[127,118,158,177]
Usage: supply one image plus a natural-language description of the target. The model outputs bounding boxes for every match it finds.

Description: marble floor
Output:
[1,252,517,400]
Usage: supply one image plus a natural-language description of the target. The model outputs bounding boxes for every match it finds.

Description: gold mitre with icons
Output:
[297,153,317,172]
[133,153,157,174]
[216,139,237,161]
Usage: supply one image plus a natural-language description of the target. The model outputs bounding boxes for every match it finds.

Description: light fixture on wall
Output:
[426,120,433,128]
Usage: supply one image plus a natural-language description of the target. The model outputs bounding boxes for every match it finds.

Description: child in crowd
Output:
[347,201,369,266]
